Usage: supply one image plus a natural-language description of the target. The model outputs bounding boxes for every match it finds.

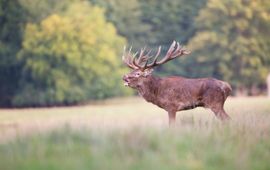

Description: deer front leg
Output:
[168,111,176,126]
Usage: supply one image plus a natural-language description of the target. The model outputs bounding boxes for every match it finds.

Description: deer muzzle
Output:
[122,75,130,86]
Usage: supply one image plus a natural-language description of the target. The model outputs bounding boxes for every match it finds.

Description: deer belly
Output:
[177,101,204,111]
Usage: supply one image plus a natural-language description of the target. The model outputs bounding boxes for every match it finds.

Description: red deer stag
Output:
[122,41,232,126]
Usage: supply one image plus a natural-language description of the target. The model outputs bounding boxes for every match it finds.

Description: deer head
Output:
[122,41,190,88]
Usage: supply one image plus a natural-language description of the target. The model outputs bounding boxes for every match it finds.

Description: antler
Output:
[122,46,139,69]
[122,41,190,71]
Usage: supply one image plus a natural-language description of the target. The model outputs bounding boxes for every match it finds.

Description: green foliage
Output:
[90,0,207,76]
[90,0,206,49]
[186,0,270,92]
[13,1,128,107]
[138,0,207,76]
[0,0,27,106]
[89,0,150,49]
[139,0,206,46]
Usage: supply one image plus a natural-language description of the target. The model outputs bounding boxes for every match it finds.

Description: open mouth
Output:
[123,80,130,86]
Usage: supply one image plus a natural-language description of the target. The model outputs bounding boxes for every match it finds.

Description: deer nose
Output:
[123,75,128,81]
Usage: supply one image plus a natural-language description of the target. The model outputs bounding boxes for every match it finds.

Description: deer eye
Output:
[135,72,141,77]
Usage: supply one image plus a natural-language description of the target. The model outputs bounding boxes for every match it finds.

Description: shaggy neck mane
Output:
[137,75,161,103]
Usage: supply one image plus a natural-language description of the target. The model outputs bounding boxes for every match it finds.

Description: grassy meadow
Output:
[0,97,269,170]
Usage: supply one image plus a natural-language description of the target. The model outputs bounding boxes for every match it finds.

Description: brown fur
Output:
[123,70,232,125]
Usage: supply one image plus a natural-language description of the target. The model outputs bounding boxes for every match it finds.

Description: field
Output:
[0,97,269,170]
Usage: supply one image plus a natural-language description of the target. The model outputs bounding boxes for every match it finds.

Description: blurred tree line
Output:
[0,0,269,107]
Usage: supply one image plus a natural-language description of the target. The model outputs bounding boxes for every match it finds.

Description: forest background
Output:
[1,0,270,107]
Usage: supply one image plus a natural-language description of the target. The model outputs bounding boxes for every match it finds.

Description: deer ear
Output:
[143,69,153,77]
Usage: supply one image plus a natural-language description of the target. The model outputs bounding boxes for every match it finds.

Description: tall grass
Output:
[0,97,269,170]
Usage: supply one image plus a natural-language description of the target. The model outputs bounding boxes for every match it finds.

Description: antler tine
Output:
[144,46,161,68]
[145,49,152,58]
[132,50,139,67]
[122,46,126,61]
[143,60,148,69]
[170,42,182,58]
[155,41,177,65]
[174,42,191,56]
[128,46,133,61]
[152,46,161,63]
[175,42,181,53]
[127,46,133,63]
[157,41,190,65]
[166,40,176,56]
[122,45,139,69]
[139,49,152,63]
[122,46,130,63]
[128,46,138,63]
[138,47,147,62]
[133,47,152,69]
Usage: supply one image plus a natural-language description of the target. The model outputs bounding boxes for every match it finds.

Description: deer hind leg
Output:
[203,89,230,121]
[210,106,230,121]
